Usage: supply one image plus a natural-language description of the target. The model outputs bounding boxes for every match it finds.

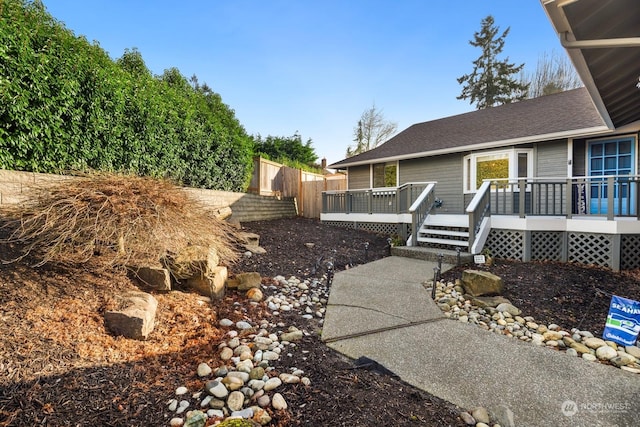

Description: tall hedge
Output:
[0,0,253,191]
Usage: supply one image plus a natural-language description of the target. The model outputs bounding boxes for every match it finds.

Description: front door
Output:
[588,137,636,215]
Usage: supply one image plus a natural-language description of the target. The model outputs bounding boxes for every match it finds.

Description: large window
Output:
[372,162,397,187]
[464,149,533,192]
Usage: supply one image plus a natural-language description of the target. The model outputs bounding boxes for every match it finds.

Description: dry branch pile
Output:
[0,173,240,270]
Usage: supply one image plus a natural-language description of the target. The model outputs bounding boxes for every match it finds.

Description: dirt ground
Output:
[1,217,639,426]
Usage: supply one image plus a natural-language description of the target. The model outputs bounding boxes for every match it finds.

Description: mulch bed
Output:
[1,217,639,426]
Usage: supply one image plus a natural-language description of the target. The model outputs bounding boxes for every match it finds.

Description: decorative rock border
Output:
[164,274,329,426]
[433,279,640,374]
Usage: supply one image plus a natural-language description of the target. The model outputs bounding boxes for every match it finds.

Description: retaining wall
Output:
[0,170,297,223]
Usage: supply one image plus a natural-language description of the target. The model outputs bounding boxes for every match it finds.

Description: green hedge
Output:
[0,0,253,191]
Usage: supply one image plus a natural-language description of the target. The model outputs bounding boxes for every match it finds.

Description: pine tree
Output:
[457,15,529,109]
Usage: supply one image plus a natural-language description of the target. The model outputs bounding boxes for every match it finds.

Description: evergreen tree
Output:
[457,15,529,109]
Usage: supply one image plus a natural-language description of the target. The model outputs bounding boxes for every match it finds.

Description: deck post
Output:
[566,179,573,219]
[519,179,526,218]
[607,177,614,220]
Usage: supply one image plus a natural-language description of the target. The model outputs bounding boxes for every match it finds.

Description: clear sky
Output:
[42,0,565,165]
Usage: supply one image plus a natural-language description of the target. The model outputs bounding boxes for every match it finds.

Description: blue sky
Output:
[42,0,565,165]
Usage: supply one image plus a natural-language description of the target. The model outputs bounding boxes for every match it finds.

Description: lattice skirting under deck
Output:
[322,221,404,236]
[531,231,564,262]
[621,235,640,270]
[485,229,629,271]
[485,230,524,260]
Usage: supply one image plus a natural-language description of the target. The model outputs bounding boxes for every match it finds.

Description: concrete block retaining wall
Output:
[0,170,297,223]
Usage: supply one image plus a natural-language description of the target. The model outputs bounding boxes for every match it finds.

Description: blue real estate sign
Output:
[602,295,640,346]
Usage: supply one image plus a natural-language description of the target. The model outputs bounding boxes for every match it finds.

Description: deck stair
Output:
[417,214,470,250]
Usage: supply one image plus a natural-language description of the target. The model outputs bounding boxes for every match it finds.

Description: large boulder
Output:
[184,266,228,299]
[461,270,504,296]
[104,291,157,340]
[163,245,219,280]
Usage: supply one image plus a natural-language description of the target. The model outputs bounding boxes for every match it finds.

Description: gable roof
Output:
[543,0,640,129]
[331,87,608,168]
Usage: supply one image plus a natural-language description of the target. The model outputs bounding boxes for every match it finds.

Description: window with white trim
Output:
[463,149,533,192]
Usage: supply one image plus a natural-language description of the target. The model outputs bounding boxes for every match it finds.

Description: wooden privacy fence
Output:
[248,157,346,218]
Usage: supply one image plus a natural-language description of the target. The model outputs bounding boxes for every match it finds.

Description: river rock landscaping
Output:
[433,276,640,373]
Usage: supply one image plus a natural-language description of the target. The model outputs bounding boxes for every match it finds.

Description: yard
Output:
[1,217,639,426]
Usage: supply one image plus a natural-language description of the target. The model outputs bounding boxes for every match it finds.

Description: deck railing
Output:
[322,182,431,214]
[466,181,491,248]
[488,175,640,220]
[408,183,437,246]
[322,175,640,234]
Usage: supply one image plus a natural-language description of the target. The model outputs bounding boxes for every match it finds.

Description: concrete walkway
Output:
[322,257,640,427]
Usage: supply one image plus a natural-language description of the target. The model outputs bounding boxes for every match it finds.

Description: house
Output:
[321,0,640,271]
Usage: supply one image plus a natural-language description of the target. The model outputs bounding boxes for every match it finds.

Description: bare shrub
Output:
[0,173,241,269]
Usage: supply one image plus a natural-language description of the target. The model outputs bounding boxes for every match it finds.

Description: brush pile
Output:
[0,173,240,269]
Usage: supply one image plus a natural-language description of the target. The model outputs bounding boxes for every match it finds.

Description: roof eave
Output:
[541,0,615,130]
[329,125,612,168]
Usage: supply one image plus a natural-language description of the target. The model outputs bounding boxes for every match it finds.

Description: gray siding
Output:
[347,165,369,189]
[536,139,568,178]
[399,154,464,213]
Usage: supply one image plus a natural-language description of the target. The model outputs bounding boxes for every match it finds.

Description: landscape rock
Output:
[227,391,245,411]
[246,288,263,302]
[131,266,171,291]
[197,363,212,377]
[183,410,207,427]
[471,406,490,424]
[583,337,607,349]
[185,266,228,299]
[468,295,512,308]
[244,245,267,255]
[625,345,640,359]
[236,272,262,291]
[280,327,304,342]
[610,354,635,367]
[271,393,287,410]
[496,302,521,316]
[239,232,260,247]
[461,270,504,296]
[104,291,157,340]
[596,345,618,360]
[164,245,220,280]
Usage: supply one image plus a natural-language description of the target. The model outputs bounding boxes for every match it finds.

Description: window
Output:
[464,149,533,192]
[372,162,397,188]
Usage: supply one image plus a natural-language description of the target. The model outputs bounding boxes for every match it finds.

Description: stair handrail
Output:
[466,180,491,251]
[408,182,436,246]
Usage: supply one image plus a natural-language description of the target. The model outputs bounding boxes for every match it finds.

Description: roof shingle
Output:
[331,88,606,168]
